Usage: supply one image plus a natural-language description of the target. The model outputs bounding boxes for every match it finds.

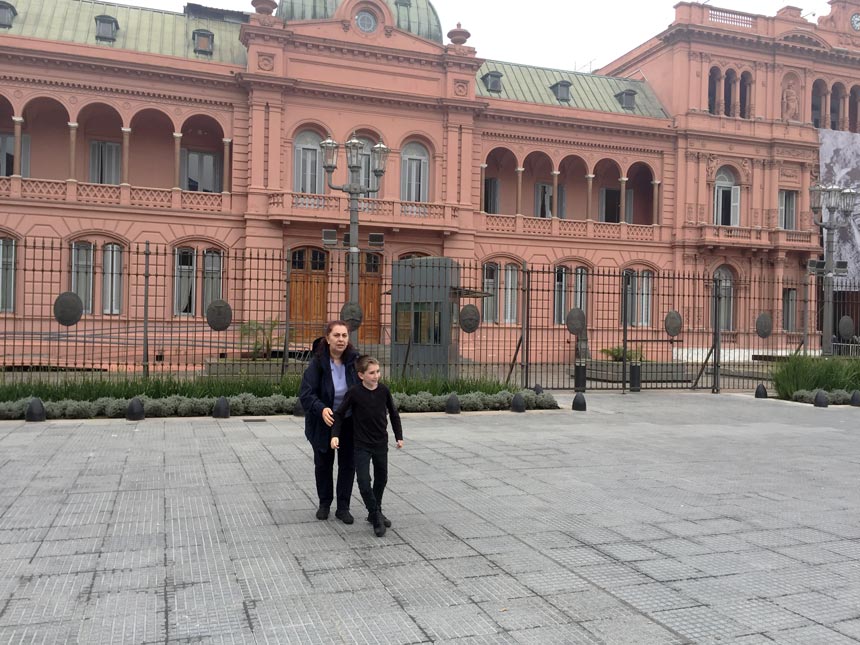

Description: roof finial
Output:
[447,23,470,46]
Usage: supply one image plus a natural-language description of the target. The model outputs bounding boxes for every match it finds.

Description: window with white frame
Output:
[181,149,222,193]
[293,130,324,195]
[599,187,633,223]
[400,142,429,202]
[503,263,519,323]
[482,262,498,323]
[483,177,499,214]
[71,242,94,314]
[0,133,30,177]
[0,237,15,312]
[622,269,653,327]
[713,167,740,227]
[553,266,569,324]
[574,266,588,314]
[535,183,565,218]
[778,190,797,230]
[174,247,224,316]
[782,287,797,332]
[102,243,122,315]
[714,265,735,331]
[89,141,121,185]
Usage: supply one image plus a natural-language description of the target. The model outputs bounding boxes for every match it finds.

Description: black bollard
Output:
[852,390,860,407]
[629,364,641,393]
[574,364,587,392]
[813,390,829,408]
[533,384,544,395]
[572,392,587,412]
[445,393,461,414]
[755,384,768,399]
[126,397,145,421]
[511,392,526,413]
[25,397,46,422]
[212,396,230,419]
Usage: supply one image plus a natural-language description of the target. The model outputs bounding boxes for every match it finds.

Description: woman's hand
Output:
[330,437,339,450]
[322,407,334,427]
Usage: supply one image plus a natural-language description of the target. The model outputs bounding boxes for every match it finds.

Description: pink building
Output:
[1,0,857,382]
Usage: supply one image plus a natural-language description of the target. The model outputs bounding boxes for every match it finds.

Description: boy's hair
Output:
[356,355,379,374]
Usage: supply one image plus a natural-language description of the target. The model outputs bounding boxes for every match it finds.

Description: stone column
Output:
[515,167,523,215]
[651,180,661,224]
[479,163,487,212]
[822,90,831,129]
[266,104,282,190]
[585,174,595,219]
[731,75,740,117]
[840,92,849,131]
[173,132,183,188]
[12,116,23,176]
[67,122,78,181]
[619,177,628,223]
[551,170,560,218]
[121,127,131,185]
[222,138,232,192]
[714,71,724,115]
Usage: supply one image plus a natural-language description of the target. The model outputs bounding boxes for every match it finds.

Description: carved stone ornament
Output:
[454,81,469,97]
[459,304,481,333]
[565,308,587,336]
[664,310,683,338]
[781,77,800,120]
[257,54,275,72]
[839,315,855,340]
[206,299,233,332]
[755,312,773,339]
[340,302,364,331]
[54,291,83,327]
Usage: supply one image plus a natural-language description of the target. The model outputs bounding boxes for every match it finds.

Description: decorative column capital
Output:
[480,163,488,169]
[651,180,662,186]
[515,167,524,173]
[551,170,560,176]
[173,132,183,139]
[121,127,131,134]
[585,174,595,180]
[222,138,232,144]
[619,177,629,183]
[12,116,24,124]
[67,122,78,129]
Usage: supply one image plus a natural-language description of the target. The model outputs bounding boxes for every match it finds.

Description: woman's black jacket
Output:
[299,341,359,452]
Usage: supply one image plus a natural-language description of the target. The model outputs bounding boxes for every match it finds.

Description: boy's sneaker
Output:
[371,511,387,537]
[315,505,330,520]
[366,511,392,528]
[335,509,354,524]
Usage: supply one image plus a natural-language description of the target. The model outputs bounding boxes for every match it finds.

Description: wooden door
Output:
[288,247,328,343]
[358,252,382,344]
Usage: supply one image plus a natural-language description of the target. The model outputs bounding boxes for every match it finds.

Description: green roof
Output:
[1,0,247,66]
[276,0,443,44]
[477,60,669,120]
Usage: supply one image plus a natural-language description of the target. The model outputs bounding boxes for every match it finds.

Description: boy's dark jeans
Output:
[354,443,388,514]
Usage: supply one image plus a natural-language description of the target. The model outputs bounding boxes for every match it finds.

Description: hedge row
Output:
[0,390,559,420]
[791,389,856,405]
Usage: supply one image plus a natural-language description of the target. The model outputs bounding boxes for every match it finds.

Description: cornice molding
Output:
[479,110,675,143]
[481,130,666,157]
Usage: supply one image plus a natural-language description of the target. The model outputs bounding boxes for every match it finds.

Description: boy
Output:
[331,356,403,537]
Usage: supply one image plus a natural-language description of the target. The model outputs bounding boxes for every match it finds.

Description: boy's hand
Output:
[330,437,339,450]
[396,440,404,449]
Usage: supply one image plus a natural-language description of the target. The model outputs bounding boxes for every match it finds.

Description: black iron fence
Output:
[0,237,834,391]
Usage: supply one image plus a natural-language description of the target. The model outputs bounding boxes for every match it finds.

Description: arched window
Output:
[102,243,122,315]
[482,262,498,324]
[293,130,324,195]
[713,167,740,227]
[69,239,125,315]
[714,266,734,331]
[0,237,15,312]
[71,241,94,314]
[622,269,653,327]
[174,246,223,316]
[400,142,429,203]
[503,263,519,323]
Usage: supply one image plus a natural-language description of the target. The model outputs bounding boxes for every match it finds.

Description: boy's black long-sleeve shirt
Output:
[332,383,403,446]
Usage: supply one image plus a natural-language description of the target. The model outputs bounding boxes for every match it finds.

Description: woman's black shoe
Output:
[365,512,391,528]
[335,509,354,524]
[316,505,330,520]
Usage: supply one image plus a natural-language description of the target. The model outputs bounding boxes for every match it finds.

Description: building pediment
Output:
[776,30,832,50]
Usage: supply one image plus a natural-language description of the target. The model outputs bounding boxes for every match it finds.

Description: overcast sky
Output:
[131,0,835,71]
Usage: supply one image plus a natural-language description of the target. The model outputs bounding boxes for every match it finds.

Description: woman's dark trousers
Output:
[313,419,354,511]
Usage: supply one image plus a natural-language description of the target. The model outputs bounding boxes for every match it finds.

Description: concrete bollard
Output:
[572,392,587,412]
[445,393,461,414]
[25,397,46,422]
[755,384,768,399]
[212,396,230,419]
[126,397,145,421]
[813,390,829,408]
[511,393,526,413]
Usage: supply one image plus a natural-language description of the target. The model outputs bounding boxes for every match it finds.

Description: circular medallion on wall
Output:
[355,10,378,33]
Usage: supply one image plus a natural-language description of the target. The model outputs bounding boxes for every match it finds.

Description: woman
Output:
[299,320,359,523]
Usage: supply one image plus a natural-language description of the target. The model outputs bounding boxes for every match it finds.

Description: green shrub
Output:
[772,356,860,399]
[598,346,645,362]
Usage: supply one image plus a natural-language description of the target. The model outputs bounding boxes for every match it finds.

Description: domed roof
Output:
[275,0,443,44]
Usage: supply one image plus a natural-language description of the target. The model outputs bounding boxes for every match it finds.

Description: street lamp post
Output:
[809,183,858,355]
[320,133,390,343]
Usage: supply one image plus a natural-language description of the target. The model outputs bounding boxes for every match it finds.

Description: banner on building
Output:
[819,129,860,288]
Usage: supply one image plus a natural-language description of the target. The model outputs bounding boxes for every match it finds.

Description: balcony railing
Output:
[696,224,769,248]
[481,213,663,242]
[268,192,458,228]
[0,176,230,213]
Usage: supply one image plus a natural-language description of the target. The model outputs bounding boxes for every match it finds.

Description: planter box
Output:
[576,360,690,384]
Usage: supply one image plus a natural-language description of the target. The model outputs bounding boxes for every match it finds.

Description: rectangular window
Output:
[0,238,14,313]
[778,190,797,230]
[574,267,587,314]
[535,183,553,218]
[71,242,94,314]
[503,264,519,323]
[174,248,196,315]
[181,150,222,193]
[102,244,122,315]
[89,141,121,185]
[553,267,568,325]
[300,148,319,194]
[393,302,441,345]
[782,288,797,332]
[714,185,741,226]
[600,188,620,223]
[483,177,499,214]
[483,263,498,324]
[1,133,31,178]
[202,250,222,313]
[404,158,426,202]
[622,271,652,327]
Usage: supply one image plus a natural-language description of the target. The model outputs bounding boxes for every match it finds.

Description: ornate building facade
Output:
[1,0,857,367]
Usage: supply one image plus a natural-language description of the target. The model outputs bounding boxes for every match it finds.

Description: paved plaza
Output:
[0,392,859,644]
